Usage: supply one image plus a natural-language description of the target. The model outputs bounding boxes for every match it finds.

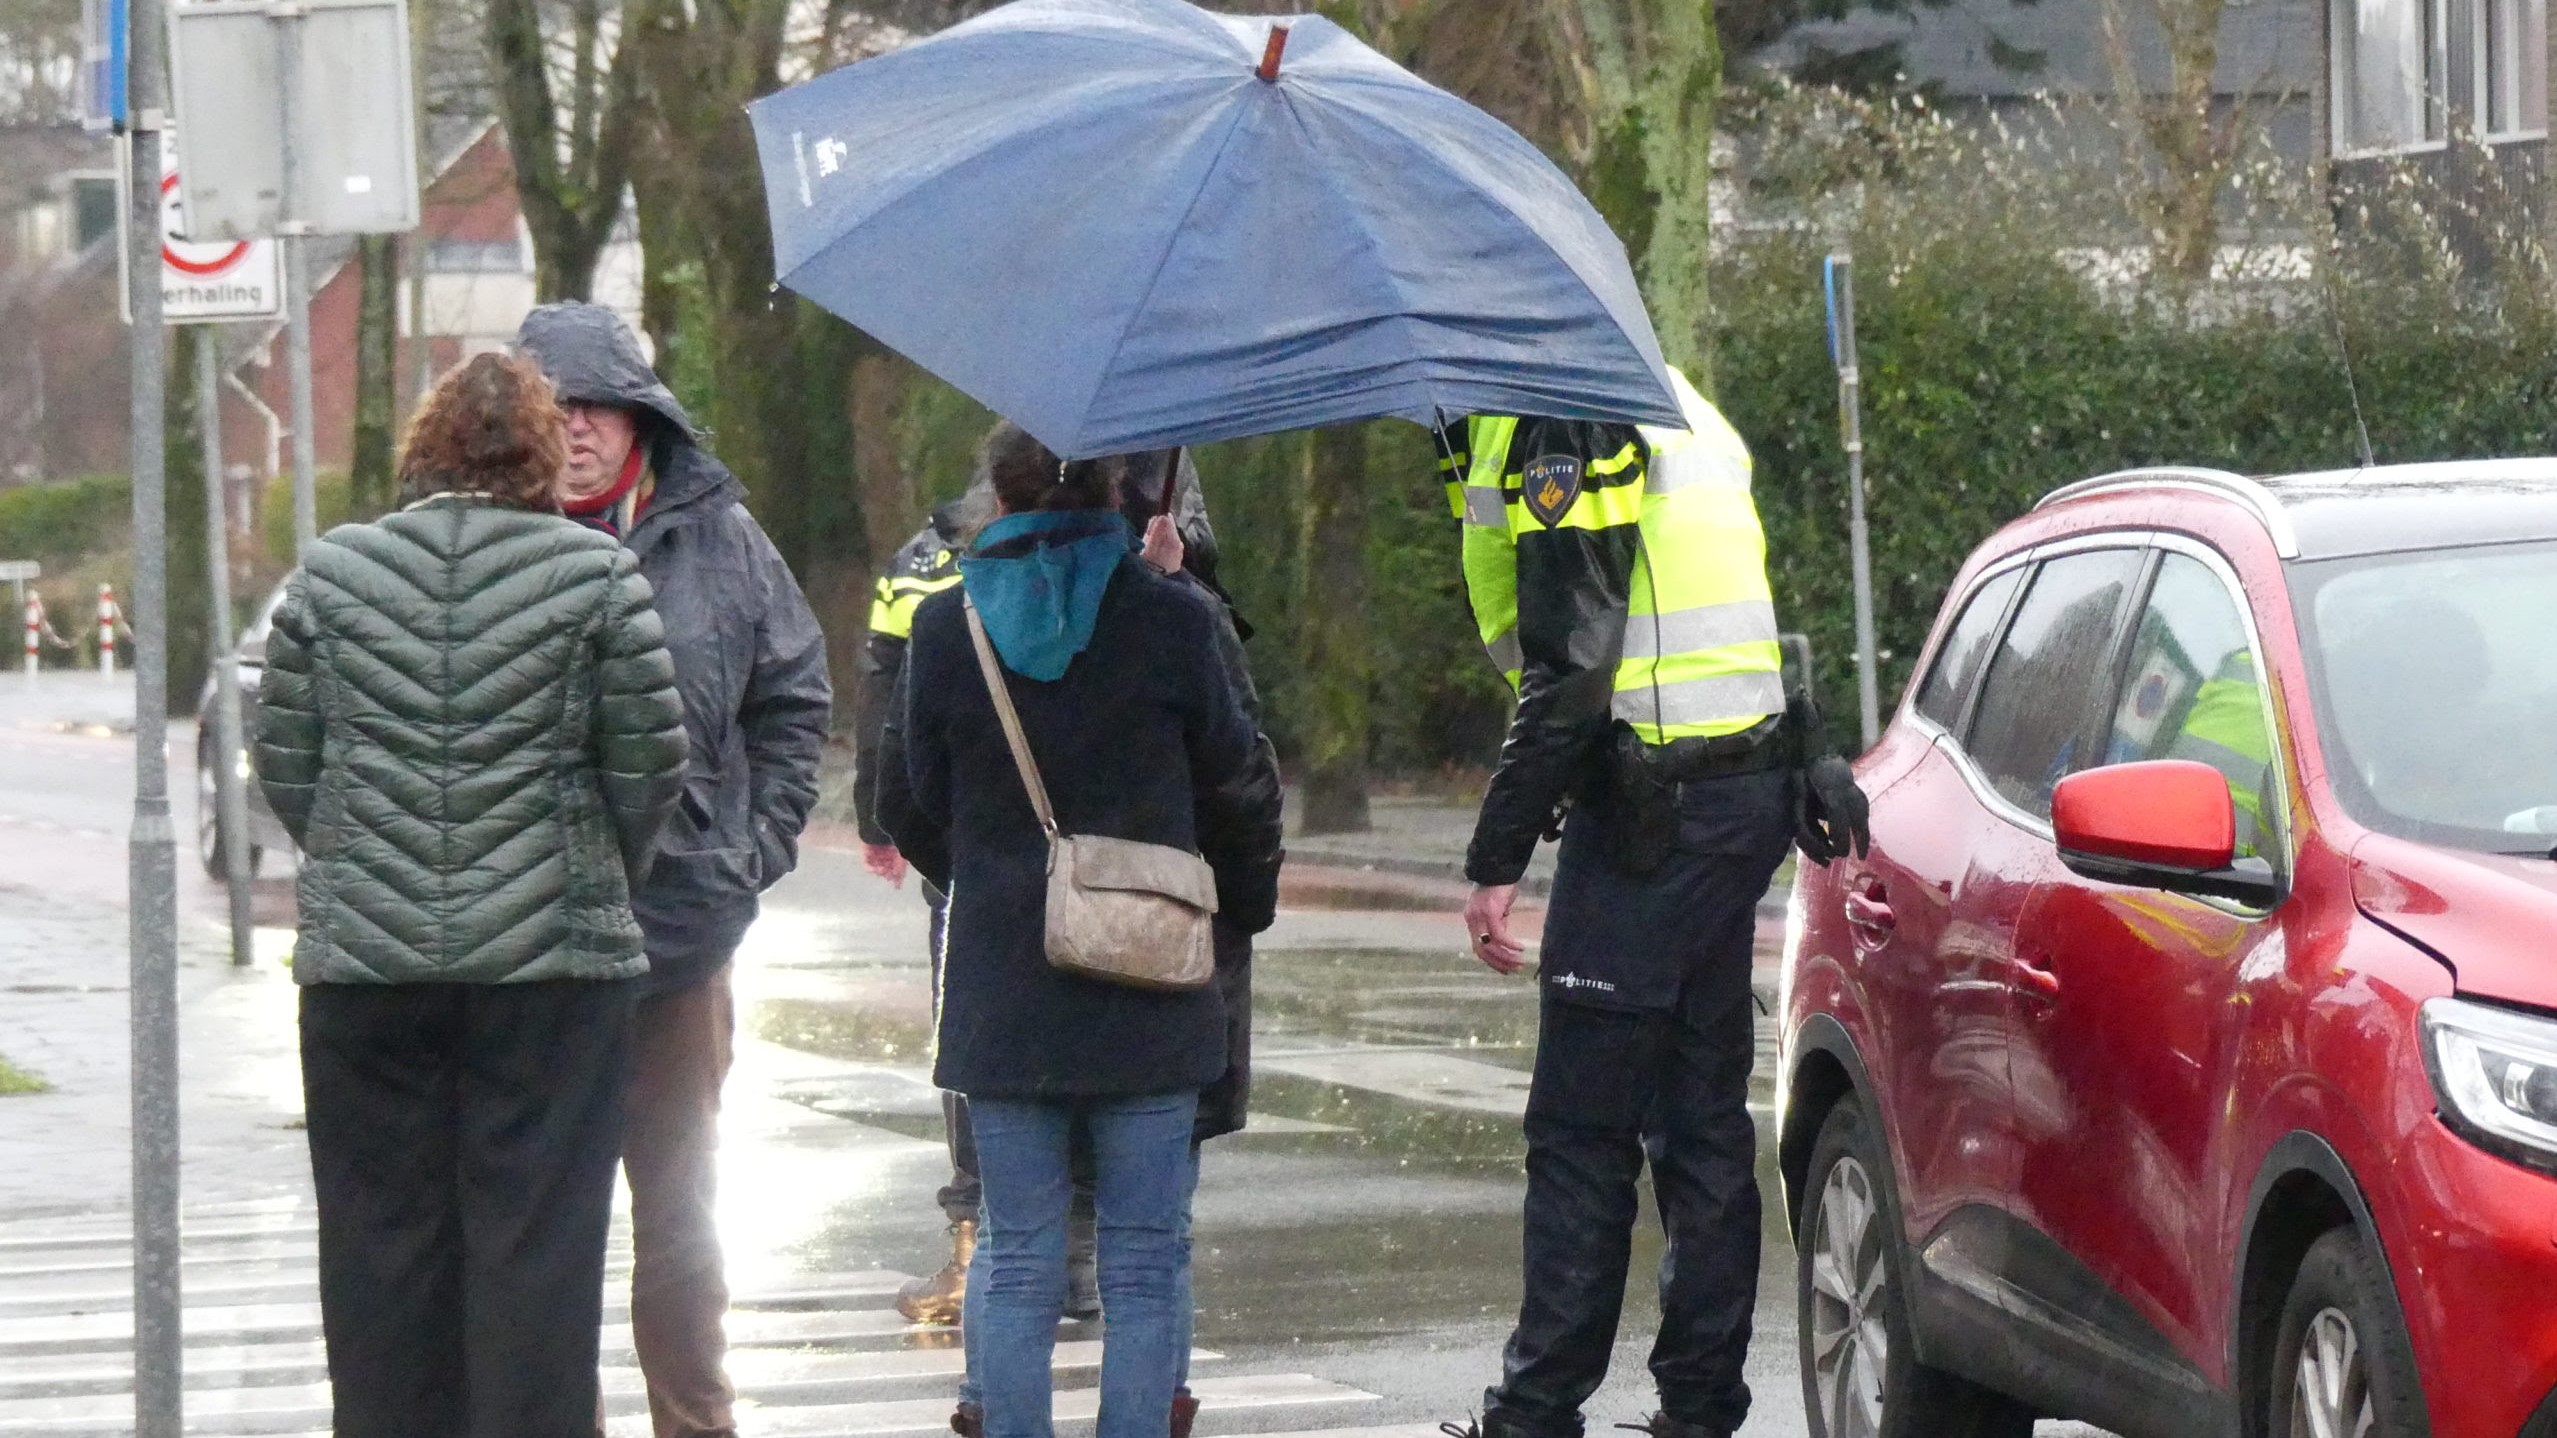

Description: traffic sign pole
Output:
[197,335,256,968]
[276,4,316,558]
[123,0,184,1426]
[1825,253,1882,751]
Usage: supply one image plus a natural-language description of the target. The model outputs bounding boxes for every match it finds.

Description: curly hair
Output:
[395,353,569,510]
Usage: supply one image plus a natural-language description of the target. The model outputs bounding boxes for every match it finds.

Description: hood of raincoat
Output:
[960,510,1133,681]
[514,301,700,440]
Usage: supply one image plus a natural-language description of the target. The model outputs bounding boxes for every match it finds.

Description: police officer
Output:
[852,498,982,1322]
[1443,372,1870,1438]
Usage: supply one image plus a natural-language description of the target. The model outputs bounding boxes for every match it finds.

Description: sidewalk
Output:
[1281,791,1793,919]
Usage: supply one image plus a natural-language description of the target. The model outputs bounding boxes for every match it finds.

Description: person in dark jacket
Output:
[859,437,1267,1349]
[877,427,1277,1438]
[515,302,833,1438]
[253,353,689,1438]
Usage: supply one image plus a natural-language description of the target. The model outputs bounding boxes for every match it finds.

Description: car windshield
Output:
[2293,538,2557,856]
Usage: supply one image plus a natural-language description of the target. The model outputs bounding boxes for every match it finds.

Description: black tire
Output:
[1797,1101,2035,1438]
[197,741,261,882]
[2267,1227,2429,1438]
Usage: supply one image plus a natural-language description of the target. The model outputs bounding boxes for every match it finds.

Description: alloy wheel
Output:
[2289,1307,2375,1438]
[1808,1153,1891,1438]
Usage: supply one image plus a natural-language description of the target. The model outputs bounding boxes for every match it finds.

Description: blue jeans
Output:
[960,1139,1196,1410]
[964,1091,1199,1438]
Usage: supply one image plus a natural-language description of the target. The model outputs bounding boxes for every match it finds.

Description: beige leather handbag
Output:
[965,599,1218,991]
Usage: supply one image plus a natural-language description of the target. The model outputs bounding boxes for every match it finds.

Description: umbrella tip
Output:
[1256,23,1290,82]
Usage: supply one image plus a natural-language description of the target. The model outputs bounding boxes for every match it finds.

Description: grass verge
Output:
[0,1056,52,1095]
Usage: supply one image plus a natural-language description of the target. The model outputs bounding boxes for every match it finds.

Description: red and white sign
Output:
[119,133,281,324]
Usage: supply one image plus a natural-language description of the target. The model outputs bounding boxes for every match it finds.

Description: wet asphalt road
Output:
[0,674,2110,1437]
[744,841,2116,1438]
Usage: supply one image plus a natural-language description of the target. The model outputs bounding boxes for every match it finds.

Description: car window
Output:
[237,583,289,663]
[2296,537,2557,853]
[1913,565,2024,732]
[1963,548,2143,821]
[2100,554,2276,859]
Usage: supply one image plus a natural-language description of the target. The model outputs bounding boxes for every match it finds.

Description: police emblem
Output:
[1521,455,1583,528]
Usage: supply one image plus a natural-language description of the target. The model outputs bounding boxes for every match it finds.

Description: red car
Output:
[1778,463,2557,1438]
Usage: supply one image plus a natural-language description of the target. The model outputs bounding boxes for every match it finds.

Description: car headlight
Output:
[2421,996,2557,1174]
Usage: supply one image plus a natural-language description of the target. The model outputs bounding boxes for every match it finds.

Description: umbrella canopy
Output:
[748,0,1684,458]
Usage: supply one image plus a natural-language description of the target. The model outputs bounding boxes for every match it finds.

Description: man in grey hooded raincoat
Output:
[517,302,832,1438]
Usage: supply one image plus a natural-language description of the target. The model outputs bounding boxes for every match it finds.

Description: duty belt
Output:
[1649,715,1787,785]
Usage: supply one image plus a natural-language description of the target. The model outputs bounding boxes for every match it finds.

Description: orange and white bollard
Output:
[21,591,37,677]
[97,584,117,676]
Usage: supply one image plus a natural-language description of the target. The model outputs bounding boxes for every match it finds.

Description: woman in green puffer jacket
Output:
[252,353,688,1438]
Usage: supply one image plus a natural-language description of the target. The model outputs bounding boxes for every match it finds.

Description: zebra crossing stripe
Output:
[725,1373,1379,1438]
[0,1344,1234,1433]
[0,1275,917,1350]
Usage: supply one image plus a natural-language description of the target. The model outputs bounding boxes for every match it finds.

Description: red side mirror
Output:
[2052,760,2237,874]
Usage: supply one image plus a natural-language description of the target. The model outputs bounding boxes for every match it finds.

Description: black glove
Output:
[1795,754,1872,866]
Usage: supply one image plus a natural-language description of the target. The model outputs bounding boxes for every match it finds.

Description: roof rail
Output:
[2035,467,2299,559]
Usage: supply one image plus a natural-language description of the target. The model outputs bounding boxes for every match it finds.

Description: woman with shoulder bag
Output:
[879,424,1265,1438]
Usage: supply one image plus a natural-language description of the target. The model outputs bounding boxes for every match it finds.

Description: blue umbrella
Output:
[747,0,1683,458]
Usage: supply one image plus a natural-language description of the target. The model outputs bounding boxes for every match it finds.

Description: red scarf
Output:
[563,445,646,525]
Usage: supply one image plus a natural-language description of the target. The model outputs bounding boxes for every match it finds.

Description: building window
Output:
[426,237,527,274]
[2334,0,2448,153]
[2478,0,2548,138]
[2336,0,2546,150]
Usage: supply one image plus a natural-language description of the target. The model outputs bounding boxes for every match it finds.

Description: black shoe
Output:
[1442,1411,1561,1438]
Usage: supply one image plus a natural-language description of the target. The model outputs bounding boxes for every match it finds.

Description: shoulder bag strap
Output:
[963,597,1061,842]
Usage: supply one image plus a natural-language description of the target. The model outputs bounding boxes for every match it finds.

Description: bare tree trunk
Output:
[349,235,400,518]
[164,327,209,711]
[2100,0,2242,280]
[1541,0,1723,385]
[485,0,639,300]
[407,0,435,411]
[1297,423,1373,834]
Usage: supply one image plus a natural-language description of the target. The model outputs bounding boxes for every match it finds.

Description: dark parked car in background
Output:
[195,581,293,878]
[1780,462,2557,1438]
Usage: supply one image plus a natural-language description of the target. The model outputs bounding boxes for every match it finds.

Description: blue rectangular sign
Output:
[82,0,129,130]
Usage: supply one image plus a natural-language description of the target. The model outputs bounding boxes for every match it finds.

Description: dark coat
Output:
[518,302,834,991]
[880,549,1275,1101]
[254,498,688,985]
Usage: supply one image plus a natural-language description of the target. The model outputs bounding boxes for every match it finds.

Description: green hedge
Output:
[0,473,131,570]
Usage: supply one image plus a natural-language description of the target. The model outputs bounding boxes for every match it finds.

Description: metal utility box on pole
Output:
[1824,253,1881,751]
[168,0,421,557]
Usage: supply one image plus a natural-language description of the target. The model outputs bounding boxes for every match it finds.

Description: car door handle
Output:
[1843,883,1895,945]
[2014,952,2061,999]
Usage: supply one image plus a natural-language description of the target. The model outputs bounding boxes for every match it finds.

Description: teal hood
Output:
[959,511,1134,681]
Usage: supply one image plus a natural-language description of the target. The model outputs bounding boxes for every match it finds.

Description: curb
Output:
[1283,846,1794,923]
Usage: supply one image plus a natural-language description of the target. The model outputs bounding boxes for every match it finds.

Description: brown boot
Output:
[896,1219,977,1326]
[951,1401,984,1438]
[1170,1388,1200,1438]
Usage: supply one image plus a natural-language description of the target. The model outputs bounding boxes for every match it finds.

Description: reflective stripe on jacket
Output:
[868,531,964,642]
[2168,650,2273,853]
[1451,372,1783,746]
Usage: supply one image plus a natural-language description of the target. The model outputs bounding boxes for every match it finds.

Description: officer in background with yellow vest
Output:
[1443,372,1870,1438]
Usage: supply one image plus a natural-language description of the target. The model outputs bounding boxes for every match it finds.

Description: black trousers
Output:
[300,979,638,1438]
[1487,769,1791,1438]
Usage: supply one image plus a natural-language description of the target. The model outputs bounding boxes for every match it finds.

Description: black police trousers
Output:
[1485,767,1792,1438]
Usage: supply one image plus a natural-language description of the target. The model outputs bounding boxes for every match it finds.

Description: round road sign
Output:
[159,172,252,277]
